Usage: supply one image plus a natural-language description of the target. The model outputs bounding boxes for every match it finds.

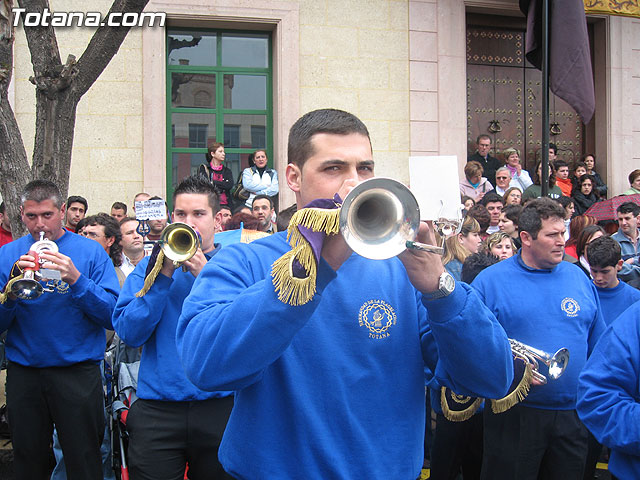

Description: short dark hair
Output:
[518,198,565,240]
[82,213,123,267]
[587,236,621,269]
[574,161,587,173]
[173,175,220,214]
[556,196,574,210]
[462,252,499,283]
[219,204,232,213]
[111,202,127,213]
[476,134,491,144]
[66,195,88,212]
[617,201,640,217]
[554,159,568,170]
[549,142,557,154]
[276,204,298,232]
[502,204,522,225]
[287,109,371,168]
[480,192,503,206]
[576,225,605,259]
[21,180,63,208]
[252,194,273,209]
[120,216,138,227]
[467,204,490,232]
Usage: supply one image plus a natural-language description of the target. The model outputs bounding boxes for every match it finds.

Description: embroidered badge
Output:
[358,300,397,339]
[561,297,580,317]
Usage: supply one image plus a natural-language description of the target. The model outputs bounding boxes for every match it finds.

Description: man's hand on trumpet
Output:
[398,221,446,295]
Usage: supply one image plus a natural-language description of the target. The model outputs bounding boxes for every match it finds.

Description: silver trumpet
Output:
[159,222,201,268]
[339,177,462,260]
[509,339,570,385]
[11,232,59,300]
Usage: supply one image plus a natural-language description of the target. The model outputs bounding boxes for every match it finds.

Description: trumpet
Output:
[11,232,59,300]
[159,223,201,268]
[339,178,463,260]
[509,339,570,385]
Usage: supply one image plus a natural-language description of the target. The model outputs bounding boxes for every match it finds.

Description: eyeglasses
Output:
[81,231,105,239]
[496,176,510,180]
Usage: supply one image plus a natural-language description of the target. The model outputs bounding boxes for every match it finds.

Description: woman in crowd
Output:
[564,214,598,260]
[522,160,563,200]
[502,187,522,206]
[623,168,640,195]
[502,147,533,192]
[442,215,482,281]
[241,149,279,208]
[572,174,600,216]
[498,204,522,250]
[574,225,606,276]
[198,142,234,206]
[461,195,475,212]
[583,153,607,198]
[557,196,575,241]
[459,161,493,202]
[483,231,516,260]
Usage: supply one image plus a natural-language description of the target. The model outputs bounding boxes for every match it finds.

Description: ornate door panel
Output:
[467,25,584,172]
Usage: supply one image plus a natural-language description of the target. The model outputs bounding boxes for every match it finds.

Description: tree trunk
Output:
[0,0,149,239]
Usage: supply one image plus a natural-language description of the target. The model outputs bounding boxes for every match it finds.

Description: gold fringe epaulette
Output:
[490,363,533,414]
[135,250,165,297]
[0,262,25,304]
[271,206,341,306]
[440,388,483,422]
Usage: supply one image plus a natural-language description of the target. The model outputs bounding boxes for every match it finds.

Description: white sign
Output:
[135,200,166,221]
[409,156,462,221]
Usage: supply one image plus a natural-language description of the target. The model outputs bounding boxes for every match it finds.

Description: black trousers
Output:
[430,412,483,480]
[481,405,588,480]
[127,396,234,480]
[6,361,105,480]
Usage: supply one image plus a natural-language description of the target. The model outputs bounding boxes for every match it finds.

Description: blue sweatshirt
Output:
[596,281,640,326]
[0,231,119,367]
[577,302,640,479]
[177,232,512,480]
[472,253,606,410]
[113,248,231,401]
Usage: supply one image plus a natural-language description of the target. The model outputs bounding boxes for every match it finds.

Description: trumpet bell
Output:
[548,348,570,380]
[340,178,420,260]
[11,274,44,300]
[160,223,200,265]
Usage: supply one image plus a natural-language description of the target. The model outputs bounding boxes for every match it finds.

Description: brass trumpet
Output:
[509,339,570,385]
[159,223,201,268]
[339,178,462,260]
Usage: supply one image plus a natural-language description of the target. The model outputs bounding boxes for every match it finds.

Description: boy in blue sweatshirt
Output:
[577,301,640,479]
[177,109,514,480]
[0,180,119,479]
[581,235,640,478]
[472,198,606,480]
[113,175,233,480]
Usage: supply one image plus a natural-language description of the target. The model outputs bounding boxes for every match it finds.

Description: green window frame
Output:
[166,29,273,205]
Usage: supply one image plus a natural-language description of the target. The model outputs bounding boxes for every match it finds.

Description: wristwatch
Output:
[423,271,455,301]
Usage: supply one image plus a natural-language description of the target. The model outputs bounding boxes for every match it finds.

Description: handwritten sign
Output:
[134,200,166,221]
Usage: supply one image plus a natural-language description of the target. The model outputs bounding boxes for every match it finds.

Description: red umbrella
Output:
[584,194,640,221]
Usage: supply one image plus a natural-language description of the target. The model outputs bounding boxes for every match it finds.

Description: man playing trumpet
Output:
[472,198,606,479]
[0,180,119,479]
[177,108,515,479]
[112,175,233,480]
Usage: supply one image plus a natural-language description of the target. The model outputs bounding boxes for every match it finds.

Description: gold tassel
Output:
[271,205,341,306]
[135,250,165,297]
[490,364,533,414]
[271,245,318,306]
[0,274,25,304]
[440,388,483,422]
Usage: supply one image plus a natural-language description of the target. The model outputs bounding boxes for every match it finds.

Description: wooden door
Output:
[467,25,584,172]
